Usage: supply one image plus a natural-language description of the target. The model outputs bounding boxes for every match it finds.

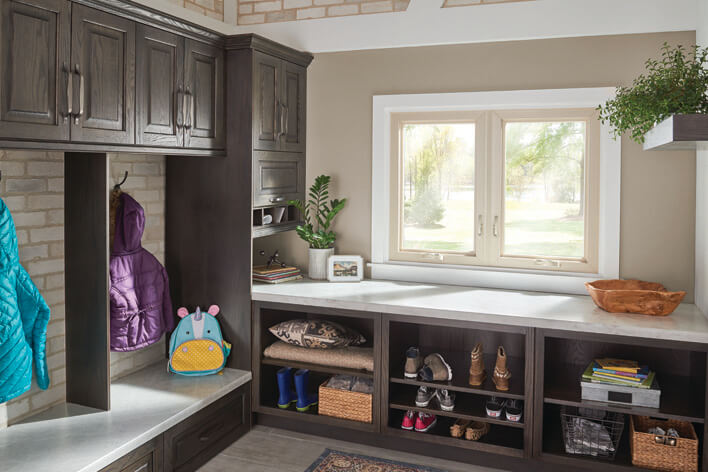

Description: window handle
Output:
[422,253,443,262]
[535,258,561,268]
[477,215,484,236]
[493,216,499,237]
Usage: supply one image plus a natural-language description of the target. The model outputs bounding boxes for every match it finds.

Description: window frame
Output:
[371,88,621,295]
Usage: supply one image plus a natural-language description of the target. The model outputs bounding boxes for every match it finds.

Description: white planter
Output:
[308,248,334,280]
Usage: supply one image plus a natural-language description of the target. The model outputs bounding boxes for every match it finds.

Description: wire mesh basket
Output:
[560,406,625,460]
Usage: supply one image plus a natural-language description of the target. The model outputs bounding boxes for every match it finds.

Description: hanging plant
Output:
[598,43,708,144]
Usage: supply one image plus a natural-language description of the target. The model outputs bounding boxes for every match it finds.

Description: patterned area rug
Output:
[305,449,448,472]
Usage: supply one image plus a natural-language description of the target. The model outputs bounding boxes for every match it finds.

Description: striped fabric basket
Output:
[318,381,373,424]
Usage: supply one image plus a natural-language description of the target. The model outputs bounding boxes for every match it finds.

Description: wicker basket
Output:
[318,380,372,423]
[630,416,698,472]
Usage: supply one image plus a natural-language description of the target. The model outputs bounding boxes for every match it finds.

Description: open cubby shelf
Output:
[389,386,525,429]
[252,204,301,238]
[541,403,638,471]
[386,409,525,457]
[544,364,705,424]
[253,303,708,471]
[389,350,525,400]
[261,357,374,378]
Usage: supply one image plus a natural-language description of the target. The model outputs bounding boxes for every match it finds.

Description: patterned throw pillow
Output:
[269,319,366,349]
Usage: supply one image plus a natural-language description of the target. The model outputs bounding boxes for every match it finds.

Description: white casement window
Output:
[372,89,621,294]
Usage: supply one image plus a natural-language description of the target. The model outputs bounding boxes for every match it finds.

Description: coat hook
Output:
[114,171,128,190]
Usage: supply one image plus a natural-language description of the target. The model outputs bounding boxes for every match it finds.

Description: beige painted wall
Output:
[254,31,699,301]
[695,3,708,314]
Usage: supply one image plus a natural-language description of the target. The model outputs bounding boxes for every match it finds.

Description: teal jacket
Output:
[0,199,50,403]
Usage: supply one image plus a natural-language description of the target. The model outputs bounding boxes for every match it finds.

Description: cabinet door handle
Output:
[275,100,282,138]
[74,64,84,125]
[269,196,285,203]
[176,86,184,129]
[132,463,149,472]
[190,92,195,132]
[283,104,289,137]
[64,64,72,123]
[183,88,190,130]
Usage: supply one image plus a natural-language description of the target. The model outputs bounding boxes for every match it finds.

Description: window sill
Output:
[369,261,612,295]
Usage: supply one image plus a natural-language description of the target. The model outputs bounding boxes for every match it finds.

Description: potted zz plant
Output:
[289,175,347,280]
[598,43,708,145]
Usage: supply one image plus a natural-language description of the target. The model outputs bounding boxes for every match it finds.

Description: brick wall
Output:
[237,0,410,25]
[442,0,533,7]
[0,152,167,428]
[165,0,225,21]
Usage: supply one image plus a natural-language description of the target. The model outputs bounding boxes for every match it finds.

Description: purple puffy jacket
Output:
[110,193,174,351]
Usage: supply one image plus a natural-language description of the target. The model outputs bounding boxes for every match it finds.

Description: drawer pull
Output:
[269,196,285,203]
[133,463,148,472]
[199,421,225,442]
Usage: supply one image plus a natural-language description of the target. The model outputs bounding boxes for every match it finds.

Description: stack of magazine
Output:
[252,265,303,284]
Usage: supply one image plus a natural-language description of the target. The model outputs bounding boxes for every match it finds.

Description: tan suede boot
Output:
[492,346,511,391]
[468,343,486,386]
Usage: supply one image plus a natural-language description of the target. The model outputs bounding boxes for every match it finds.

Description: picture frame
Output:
[327,255,364,282]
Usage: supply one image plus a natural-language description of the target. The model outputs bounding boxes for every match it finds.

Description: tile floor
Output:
[198,425,505,472]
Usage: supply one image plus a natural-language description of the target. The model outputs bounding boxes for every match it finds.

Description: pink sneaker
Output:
[414,412,437,432]
[401,410,417,430]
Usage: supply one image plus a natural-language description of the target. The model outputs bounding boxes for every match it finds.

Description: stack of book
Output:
[581,358,660,408]
[252,265,303,284]
[583,358,655,388]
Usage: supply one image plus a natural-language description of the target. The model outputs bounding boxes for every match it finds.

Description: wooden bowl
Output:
[585,279,686,316]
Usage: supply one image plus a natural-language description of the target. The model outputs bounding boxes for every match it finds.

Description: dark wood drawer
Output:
[99,435,163,472]
[253,151,305,207]
[164,385,250,472]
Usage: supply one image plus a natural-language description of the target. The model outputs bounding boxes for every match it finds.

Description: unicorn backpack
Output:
[168,305,231,376]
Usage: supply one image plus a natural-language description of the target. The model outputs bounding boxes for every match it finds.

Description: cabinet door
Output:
[98,435,163,472]
[0,0,71,141]
[136,25,184,147]
[280,61,306,152]
[70,4,135,144]
[252,51,280,151]
[252,151,305,207]
[184,39,223,150]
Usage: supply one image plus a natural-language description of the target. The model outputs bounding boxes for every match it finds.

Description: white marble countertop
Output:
[252,279,708,344]
[0,363,251,472]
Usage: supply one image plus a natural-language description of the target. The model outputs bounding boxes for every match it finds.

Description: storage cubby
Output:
[252,204,301,238]
[383,317,532,457]
[537,329,708,470]
[252,302,381,433]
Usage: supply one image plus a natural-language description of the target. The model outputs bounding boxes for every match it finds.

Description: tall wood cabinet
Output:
[0,0,224,151]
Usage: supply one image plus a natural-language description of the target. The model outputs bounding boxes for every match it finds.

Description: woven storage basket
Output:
[318,381,372,424]
[630,416,698,472]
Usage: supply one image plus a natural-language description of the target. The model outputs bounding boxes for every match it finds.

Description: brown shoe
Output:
[468,343,486,386]
[492,346,511,391]
[450,419,470,438]
[404,347,423,379]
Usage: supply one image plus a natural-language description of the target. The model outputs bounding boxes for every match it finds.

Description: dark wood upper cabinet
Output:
[70,4,135,144]
[136,24,184,147]
[280,61,306,153]
[253,51,280,152]
[0,0,71,141]
[252,51,306,153]
[184,39,224,150]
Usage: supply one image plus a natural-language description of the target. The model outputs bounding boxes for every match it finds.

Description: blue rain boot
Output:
[276,367,296,409]
[294,369,318,412]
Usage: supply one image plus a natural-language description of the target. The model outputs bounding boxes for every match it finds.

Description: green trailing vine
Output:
[289,175,347,249]
[598,43,708,144]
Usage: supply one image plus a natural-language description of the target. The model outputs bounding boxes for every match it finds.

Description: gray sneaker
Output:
[415,386,436,407]
[437,389,455,411]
